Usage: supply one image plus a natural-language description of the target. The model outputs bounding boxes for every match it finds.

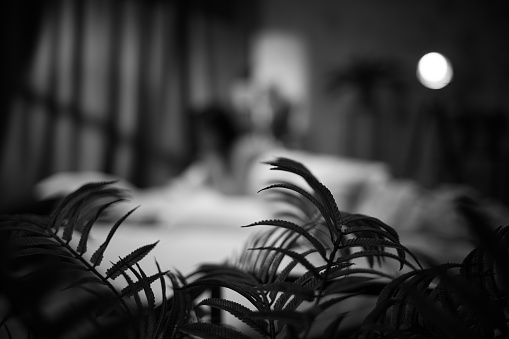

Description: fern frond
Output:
[342,225,399,244]
[197,298,269,337]
[239,222,312,283]
[249,246,322,279]
[120,269,168,299]
[106,241,159,280]
[50,181,124,232]
[260,230,316,283]
[130,263,157,339]
[259,182,337,240]
[268,248,317,303]
[118,269,143,323]
[180,322,254,339]
[331,249,419,271]
[61,198,87,243]
[243,219,327,259]
[340,237,418,270]
[153,261,170,337]
[363,263,461,330]
[248,309,311,334]
[264,182,319,220]
[404,285,473,339]
[183,279,263,308]
[322,276,387,296]
[90,206,139,267]
[264,158,342,229]
[341,213,400,239]
[76,198,125,255]
[272,269,319,311]
[165,272,184,337]
[439,273,509,337]
[192,264,261,291]
[260,282,315,301]
[390,272,443,329]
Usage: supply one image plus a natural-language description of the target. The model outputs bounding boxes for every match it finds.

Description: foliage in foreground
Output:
[0,158,508,338]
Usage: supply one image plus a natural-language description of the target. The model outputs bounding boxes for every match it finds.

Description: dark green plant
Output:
[359,197,509,339]
[0,182,172,338]
[1,158,508,338]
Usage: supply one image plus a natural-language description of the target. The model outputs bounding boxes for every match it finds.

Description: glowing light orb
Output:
[417,52,453,89]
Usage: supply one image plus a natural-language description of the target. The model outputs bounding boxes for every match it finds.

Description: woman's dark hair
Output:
[191,103,241,162]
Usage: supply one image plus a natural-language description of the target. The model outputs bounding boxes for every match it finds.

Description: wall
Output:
[255,0,509,200]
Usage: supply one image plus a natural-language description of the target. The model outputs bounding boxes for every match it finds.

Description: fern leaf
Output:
[259,231,311,283]
[258,183,337,238]
[183,279,263,307]
[180,322,254,339]
[363,270,421,326]
[197,298,269,337]
[250,246,322,279]
[243,219,327,259]
[323,276,386,296]
[193,264,260,289]
[120,269,168,299]
[90,206,139,267]
[342,225,399,244]
[268,249,317,302]
[106,241,159,280]
[342,237,412,270]
[265,158,342,232]
[61,198,86,243]
[50,181,121,231]
[248,309,311,332]
[363,264,460,328]
[166,272,185,335]
[461,246,502,302]
[76,198,125,255]
[265,183,318,219]
[277,276,323,316]
[333,249,418,271]
[341,213,399,234]
[153,261,170,337]
[118,269,144,319]
[405,286,472,338]
[440,273,509,337]
[391,273,439,329]
[325,266,392,282]
[260,282,315,301]
[131,263,156,339]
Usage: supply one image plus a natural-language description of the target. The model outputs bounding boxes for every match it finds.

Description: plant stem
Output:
[49,228,133,317]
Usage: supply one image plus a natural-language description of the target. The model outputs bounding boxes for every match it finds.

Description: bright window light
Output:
[417,52,453,89]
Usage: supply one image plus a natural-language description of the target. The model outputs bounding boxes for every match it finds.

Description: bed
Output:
[37,149,508,332]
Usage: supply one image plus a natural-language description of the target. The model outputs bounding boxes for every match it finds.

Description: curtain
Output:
[0,0,255,213]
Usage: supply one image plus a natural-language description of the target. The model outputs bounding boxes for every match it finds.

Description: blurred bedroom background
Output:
[1,0,509,220]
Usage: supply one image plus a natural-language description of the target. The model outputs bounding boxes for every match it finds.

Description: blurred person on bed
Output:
[35,102,285,224]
